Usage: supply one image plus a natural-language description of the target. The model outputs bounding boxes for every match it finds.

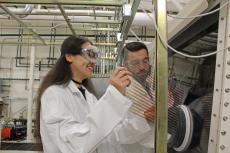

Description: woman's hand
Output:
[109,67,131,94]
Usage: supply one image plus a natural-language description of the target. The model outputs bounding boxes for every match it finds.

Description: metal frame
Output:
[0,3,47,45]
[208,0,230,153]
[155,0,168,153]
[0,1,123,47]
[116,0,141,62]
[57,3,76,36]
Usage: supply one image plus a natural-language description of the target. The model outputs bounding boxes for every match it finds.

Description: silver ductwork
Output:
[3,4,34,18]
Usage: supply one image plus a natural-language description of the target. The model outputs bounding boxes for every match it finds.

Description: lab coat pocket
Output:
[59,121,91,153]
[60,121,90,142]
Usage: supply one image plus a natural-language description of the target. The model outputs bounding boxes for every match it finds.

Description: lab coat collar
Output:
[68,80,86,94]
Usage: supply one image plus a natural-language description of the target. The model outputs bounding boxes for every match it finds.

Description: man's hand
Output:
[144,106,155,121]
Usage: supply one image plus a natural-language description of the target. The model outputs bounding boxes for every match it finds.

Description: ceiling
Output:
[0,0,220,58]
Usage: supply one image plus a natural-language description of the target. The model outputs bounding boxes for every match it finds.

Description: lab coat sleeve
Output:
[41,85,132,153]
[110,112,154,147]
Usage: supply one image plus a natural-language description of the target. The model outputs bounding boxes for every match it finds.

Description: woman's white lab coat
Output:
[40,81,152,153]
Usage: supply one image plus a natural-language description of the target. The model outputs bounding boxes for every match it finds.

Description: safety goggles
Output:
[127,58,150,66]
[81,45,100,63]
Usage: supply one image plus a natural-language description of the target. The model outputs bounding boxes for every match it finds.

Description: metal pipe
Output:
[16,26,22,68]
[17,4,34,18]
[0,0,123,6]
[26,45,35,141]
[57,3,76,36]
[116,0,141,62]
[48,26,53,67]
[0,77,40,81]
[0,8,115,17]
[0,4,47,45]
[0,16,120,24]
[52,29,56,65]
[0,41,116,46]
[0,11,158,26]
[0,26,120,32]
[0,4,34,18]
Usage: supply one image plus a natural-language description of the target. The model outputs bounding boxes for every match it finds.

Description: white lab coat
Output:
[40,80,152,153]
[124,76,174,153]
[124,76,155,153]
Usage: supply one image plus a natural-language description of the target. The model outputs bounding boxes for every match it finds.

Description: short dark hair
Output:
[122,41,149,61]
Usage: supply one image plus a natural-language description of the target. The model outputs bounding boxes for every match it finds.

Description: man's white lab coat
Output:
[40,80,152,153]
[124,76,155,153]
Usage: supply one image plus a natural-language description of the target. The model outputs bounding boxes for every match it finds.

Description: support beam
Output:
[0,4,47,45]
[208,1,230,153]
[155,0,168,153]
[116,0,141,62]
[57,3,76,36]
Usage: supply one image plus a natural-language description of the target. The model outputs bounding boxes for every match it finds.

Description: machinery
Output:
[1,119,27,141]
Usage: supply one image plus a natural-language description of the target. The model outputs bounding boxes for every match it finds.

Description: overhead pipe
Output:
[0,26,120,32]
[57,3,76,36]
[0,15,121,24]
[20,4,34,18]
[0,0,123,6]
[0,4,47,45]
[0,4,34,18]
[0,0,208,28]
[0,9,155,26]
[0,9,115,17]
[0,40,117,46]
[0,9,159,26]
[6,4,34,18]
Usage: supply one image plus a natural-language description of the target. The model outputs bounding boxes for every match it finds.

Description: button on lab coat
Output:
[40,81,152,153]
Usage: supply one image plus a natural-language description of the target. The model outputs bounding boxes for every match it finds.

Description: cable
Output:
[130,28,142,41]
[141,7,229,59]
[167,1,229,19]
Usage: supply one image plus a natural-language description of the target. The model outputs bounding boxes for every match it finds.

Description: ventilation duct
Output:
[3,4,34,18]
